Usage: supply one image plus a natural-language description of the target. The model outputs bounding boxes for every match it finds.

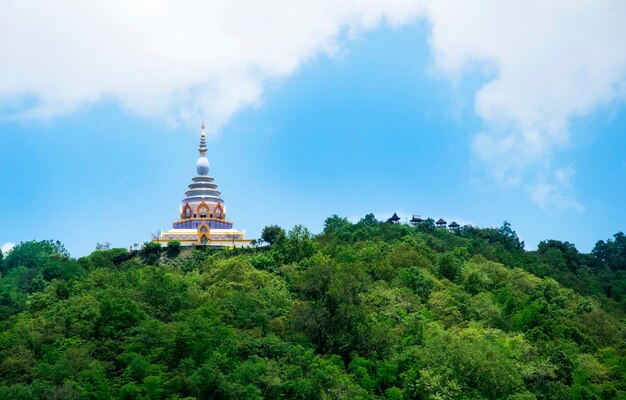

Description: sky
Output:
[1,1,626,257]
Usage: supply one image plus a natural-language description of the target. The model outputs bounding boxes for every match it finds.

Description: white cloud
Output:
[0,0,424,131]
[423,0,626,209]
[1,242,15,255]
[2,1,626,208]
[529,167,584,213]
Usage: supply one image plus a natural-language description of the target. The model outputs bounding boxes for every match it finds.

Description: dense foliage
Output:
[0,216,624,399]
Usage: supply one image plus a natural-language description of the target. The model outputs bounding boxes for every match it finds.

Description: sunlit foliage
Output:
[0,222,624,399]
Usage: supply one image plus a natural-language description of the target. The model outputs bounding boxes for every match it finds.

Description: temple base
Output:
[155,228,253,248]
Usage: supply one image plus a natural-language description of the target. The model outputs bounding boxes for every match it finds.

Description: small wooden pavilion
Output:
[388,213,401,223]
[410,215,423,225]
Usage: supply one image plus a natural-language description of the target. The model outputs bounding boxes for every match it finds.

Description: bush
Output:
[141,242,162,265]
[250,253,277,272]
[166,241,181,257]
[88,248,131,269]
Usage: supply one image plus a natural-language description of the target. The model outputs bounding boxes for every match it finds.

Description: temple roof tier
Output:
[184,188,222,197]
[187,182,218,190]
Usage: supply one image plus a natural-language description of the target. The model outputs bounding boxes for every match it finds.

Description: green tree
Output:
[249,253,277,272]
[438,252,463,281]
[96,297,146,339]
[261,225,285,246]
[95,242,111,250]
[273,225,318,264]
[499,221,524,250]
[358,213,378,225]
[87,248,131,269]
[139,267,190,320]
[397,266,435,301]
[414,327,530,399]
[292,257,379,359]
[141,242,161,265]
[3,240,69,273]
[593,232,626,271]
[323,215,351,235]
[416,217,436,233]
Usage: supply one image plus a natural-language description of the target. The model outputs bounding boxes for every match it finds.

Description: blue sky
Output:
[1,3,626,256]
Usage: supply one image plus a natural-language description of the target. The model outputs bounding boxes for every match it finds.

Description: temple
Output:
[155,124,252,247]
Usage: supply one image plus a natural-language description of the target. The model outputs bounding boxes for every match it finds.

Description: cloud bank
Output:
[2,1,626,209]
[0,1,424,129]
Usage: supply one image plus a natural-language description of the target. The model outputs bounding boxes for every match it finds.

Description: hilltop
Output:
[0,215,624,399]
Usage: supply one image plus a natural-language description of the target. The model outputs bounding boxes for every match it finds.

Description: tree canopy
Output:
[0,221,624,399]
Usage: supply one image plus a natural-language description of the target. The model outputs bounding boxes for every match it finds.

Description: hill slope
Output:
[0,216,625,399]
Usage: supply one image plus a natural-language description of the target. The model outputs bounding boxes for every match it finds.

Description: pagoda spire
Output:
[199,121,207,156]
[195,122,210,176]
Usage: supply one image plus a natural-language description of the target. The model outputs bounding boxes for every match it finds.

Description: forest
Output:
[0,215,625,399]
